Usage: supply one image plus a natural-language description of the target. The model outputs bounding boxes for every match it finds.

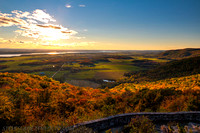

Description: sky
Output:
[0,0,200,50]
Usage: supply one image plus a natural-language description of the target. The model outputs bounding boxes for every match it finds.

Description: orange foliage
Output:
[0,72,200,130]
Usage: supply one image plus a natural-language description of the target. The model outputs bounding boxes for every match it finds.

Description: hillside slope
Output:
[122,56,200,83]
[112,74,200,93]
[0,73,108,129]
[1,72,200,132]
[157,48,200,59]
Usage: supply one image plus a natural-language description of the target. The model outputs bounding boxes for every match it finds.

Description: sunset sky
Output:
[0,0,200,50]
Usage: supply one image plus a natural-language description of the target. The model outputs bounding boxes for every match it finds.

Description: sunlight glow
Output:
[47,52,59,55]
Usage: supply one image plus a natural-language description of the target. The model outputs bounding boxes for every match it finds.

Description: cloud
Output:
[28,9,56,23]
[0,12,12,17]
[61,30,77,35]
[0,38,27,44]
[15,24,77,40]
[65,4,72,8]
[36,24,62,29]
[12,10,30,18]
[0,15,27,27]
[27,19,37,24]
[0,9,78,41]
[19,41,24,43]
[0,9,96,48]
[12,9,55,23]
[79,5,86,7]
[61,31,72,34]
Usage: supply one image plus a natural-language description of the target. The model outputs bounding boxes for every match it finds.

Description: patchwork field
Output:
[0,51,166,88]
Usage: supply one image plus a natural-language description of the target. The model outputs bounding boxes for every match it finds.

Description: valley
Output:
[0,48,200,132]
[0,50,166,88]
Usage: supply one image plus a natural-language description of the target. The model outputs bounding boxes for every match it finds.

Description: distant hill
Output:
[157,48,200,59]
[121,56,200,83]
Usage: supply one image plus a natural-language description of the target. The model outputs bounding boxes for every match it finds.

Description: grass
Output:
[66,70,96,80]
[132,56,168,62]
[0,55,61,72]
[64,62,141,80]
[94,71,125,80]
[0,54,156,82]
[94,62,142,71]
[108,58,133,63]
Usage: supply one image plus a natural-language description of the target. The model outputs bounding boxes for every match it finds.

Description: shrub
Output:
[123,116,156,133]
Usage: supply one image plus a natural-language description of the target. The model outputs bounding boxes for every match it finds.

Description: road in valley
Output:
[51,63,65,78]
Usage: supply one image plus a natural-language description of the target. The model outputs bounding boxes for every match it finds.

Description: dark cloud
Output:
[36,24,62,29]
[0,21,8,24]
[0,16,26,27]
[19,41,24,43]
[0,17,20,23]
[61,31,72,34]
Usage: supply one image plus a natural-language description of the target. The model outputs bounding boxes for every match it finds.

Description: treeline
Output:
[0,72,200,132]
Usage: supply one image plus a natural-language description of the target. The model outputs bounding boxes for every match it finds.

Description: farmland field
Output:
[0,50,166,88]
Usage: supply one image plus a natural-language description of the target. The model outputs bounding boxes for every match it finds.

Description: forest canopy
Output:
[0,72,200,132]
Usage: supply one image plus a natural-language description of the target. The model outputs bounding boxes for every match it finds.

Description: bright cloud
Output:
[0,9,96,48]
[28,9,56,23]
[0,9,78,42]
[12,10,30,18]
[65,4,72,8]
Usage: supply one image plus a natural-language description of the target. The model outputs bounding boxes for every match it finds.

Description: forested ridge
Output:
[157,48,200,59]
[120,56,200,84]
